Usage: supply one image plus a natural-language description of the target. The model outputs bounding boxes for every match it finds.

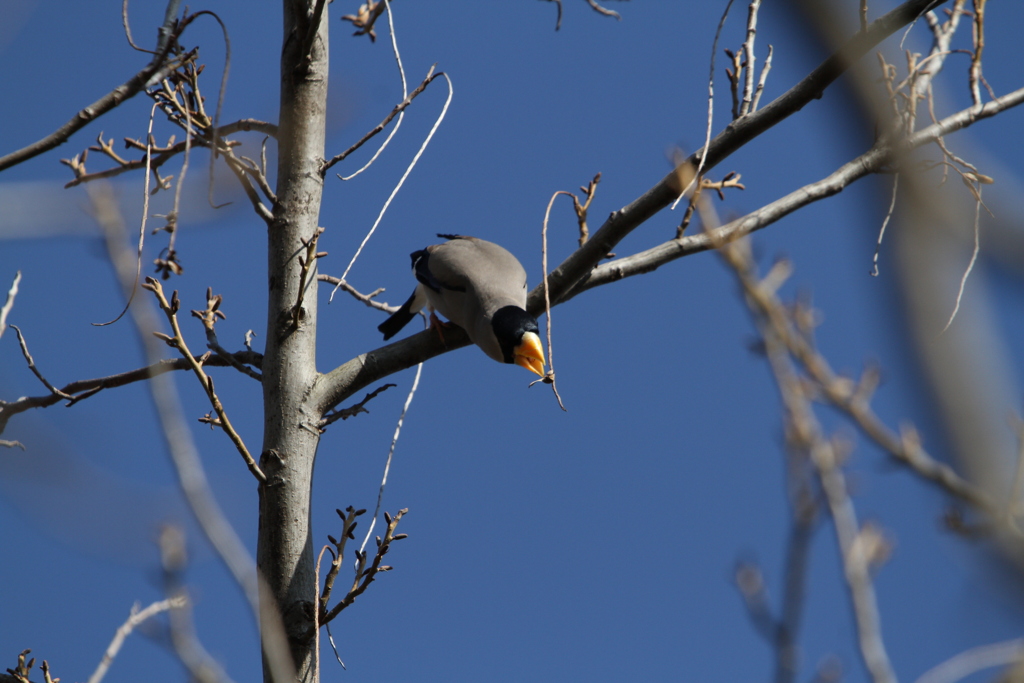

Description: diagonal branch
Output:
[0,3,198,173]
[316,274,397,313]
[568,84,1024,299]
[309,0,970,416]
[523,0,946,316]
[10,326,75,402]
[0,353,263,436]
[322,67,441,174]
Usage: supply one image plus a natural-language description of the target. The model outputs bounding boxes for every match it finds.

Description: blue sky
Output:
[3,1,1024,682]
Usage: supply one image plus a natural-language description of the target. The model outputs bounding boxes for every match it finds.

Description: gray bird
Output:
[378,234,547,377]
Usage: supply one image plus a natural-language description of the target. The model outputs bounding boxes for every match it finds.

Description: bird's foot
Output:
[429,312,454,346]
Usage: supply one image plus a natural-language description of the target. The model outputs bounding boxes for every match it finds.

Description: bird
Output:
[378,234,547,377]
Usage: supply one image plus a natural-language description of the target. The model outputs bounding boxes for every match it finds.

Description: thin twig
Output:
[941,184,982,332]
[358,365,422,554]
[871,173,899,276]
[164,96,193,258]
[183,10,233,210]
[319,507,363,625]
[62,120,275,189]
[751,44,773,112]
[321,509,407,625]
[87,597,187,683]
[968,0,986,107]
[0,271,21,340]
[916,638,1024,683]
[322,67,441,175]
[317,274,397,312]
[672,0,736,209]
[294,227,326,327]
[333,72,453,290]
[192,287,263,381]
[334,0,408,181]
[740,0,762,117]
[10,326,74,401]
[532,191,567,410]
[121,0,151,52]
[0,352,262,435]
[548,0,564,30]
[93,102,160,327]
[143,278,266,482]
[321,383,397,428]
[0,2,185,172]
[585,0,622,20]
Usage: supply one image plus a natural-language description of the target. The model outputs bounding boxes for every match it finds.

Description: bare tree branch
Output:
[568,85,1024,299]
[63,119,277,189]
[9,326,74,401]
[321,67,440,174]
[316,274,397,313]
[0,353,262,436]
[88,179,294,683]
[0,3,197,173]
[87,596,188,683]
[526,0,945,315]
[719,235,898,683]
[143,277,265,482]
[310,0,986,418]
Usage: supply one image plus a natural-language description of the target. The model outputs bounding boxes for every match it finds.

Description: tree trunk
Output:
[258,2,329,681]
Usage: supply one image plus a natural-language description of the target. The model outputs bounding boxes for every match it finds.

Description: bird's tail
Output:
[378,290,422,340]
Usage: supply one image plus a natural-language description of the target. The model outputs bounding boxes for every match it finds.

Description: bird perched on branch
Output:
[378,234,547,377]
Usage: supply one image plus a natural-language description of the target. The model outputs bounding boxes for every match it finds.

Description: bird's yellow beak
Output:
[514,331,546,377]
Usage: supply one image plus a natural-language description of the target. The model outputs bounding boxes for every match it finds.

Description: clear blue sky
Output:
[2,2,1024,682]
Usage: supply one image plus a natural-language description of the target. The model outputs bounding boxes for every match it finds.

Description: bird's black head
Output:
[491,305,541,364]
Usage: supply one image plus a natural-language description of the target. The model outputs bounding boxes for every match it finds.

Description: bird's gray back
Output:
[428,237,528,313]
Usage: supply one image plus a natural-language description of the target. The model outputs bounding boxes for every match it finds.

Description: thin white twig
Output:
[314,545,333,677]
[916,638,1024,683]
[170,102,192,244]
[818,454,896,683]
[359,361,423,555]
[94,102,159,327]
[0,270,21,340]
[535,192,566,410]
[751,44,773,113]
[871,173,899,276]
[942,185,982,332]
[672,0,736,209]
[335,72,454,291]
[899,0,935,49]
[740,0,761,117]
[87,596,187,683]
[325,623,347,671]
[339,0,408,181]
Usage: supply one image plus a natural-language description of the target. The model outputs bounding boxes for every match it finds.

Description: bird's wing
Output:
[413,246,466,294]
[426,236,527,315]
